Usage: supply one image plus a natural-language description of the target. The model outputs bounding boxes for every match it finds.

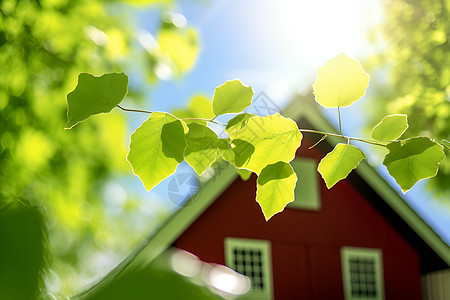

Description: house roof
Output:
[75,94,450,299]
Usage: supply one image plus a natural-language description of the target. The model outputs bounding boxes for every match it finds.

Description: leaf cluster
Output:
[66,53,447,221]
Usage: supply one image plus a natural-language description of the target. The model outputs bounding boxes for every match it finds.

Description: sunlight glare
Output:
[264,0,381,70]
[218,0,383,103]
[205,264,250,296]
[170,249,202,277]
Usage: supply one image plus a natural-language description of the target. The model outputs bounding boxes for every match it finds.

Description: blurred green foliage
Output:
[367,0,450,198]
[0,0,199,297]
[79,250,221,300]
[83,267,220,300]
[0,201,46,300]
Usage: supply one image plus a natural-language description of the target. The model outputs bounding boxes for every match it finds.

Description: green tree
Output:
[366,0,450,198]
[0,0,199,296]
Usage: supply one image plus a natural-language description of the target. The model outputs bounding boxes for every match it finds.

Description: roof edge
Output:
[74,163,238,299]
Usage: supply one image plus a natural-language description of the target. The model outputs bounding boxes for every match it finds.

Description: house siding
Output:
[174,142,422,299]
[422,269,450,300]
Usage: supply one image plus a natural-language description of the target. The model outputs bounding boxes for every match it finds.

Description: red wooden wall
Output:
[174,137,422,299]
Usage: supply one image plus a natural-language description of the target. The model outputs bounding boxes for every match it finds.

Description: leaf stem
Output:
[337,106,343,135]
[308,134,328,149]
[299,128,386,147]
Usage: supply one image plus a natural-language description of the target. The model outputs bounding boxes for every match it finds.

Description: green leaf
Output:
[383,137,445,192]
[371,114,408,141]
[229,113,302,174]
[313,53,370,108]
[127,112,187,191]
[256,162,297,221]
[188,95,215,120]
[217,138,253,181]
[225,113,254,134]
[172,95,214,126]
[318,144,366,188]
[65,73,128,129]
[217,138,235,163]
[212,80,254,115]
[237,168,252,181]
[158,28,198,74]
[184,123,219,175]
[171,108,193,121]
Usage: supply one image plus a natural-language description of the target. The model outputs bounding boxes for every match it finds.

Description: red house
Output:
[85,96,450,300]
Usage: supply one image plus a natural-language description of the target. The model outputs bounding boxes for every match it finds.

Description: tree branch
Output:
[117,105,226,126]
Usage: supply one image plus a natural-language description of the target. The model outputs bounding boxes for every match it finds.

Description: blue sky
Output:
[121,0,450,244]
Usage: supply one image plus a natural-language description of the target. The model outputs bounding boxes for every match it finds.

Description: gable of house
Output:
[173,133,423,299]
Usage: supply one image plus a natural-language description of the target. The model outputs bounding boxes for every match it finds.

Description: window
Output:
[224,238,273,299]
[341,247,384,300]
[289,158,321,210]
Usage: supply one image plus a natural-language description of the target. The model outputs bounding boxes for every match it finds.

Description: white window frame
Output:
[341,247,384,300]
[224,238,273,300]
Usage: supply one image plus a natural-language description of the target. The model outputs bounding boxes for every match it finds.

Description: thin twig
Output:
[182,118,226,126]
[337,106,342,135]
[116,104,395,147]
[440,140,450,151]
[299,129,386,147]
[117,105,226,126]
[117,105,152,114]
